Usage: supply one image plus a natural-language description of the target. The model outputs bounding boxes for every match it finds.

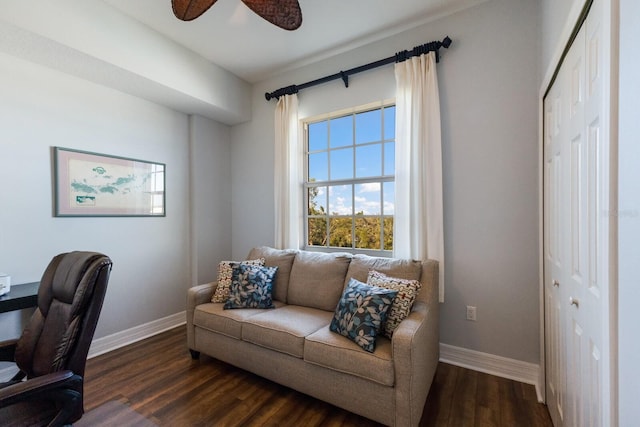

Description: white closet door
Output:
[543,0,609,425]
[544,61,568,426]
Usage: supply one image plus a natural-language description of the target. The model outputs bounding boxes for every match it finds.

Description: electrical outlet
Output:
[466,305,477,321]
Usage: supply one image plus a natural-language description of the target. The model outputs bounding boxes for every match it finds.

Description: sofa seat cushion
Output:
[193,301,285,339]
[304,326,394,386]
[288,251,352,311]
[242,305,333,358]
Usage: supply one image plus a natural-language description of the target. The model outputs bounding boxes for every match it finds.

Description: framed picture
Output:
[54,147,165,217]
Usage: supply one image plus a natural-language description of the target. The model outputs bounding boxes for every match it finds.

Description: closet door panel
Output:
[543,0,608,425]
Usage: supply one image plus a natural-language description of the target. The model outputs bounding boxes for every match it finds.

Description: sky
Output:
[307,105,395,216]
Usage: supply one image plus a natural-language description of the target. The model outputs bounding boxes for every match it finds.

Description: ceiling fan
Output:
[171,0,303,31]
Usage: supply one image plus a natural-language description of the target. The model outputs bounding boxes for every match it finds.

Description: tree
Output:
[307,184,327,246]
[307,184,393,250]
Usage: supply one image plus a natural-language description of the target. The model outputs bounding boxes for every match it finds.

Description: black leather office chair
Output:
[0,251,112,426]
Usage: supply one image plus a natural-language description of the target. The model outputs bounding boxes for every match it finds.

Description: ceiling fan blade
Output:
[172,0,218,21]
[241,0,302,31]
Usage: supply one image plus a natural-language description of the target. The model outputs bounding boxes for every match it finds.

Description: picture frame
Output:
[53,147,165,217]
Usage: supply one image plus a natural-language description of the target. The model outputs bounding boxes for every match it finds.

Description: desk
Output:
[0,282,39,314]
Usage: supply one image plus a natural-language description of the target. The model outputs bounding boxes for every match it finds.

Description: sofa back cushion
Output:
[246,247,298,303]
[345,254,422,294]
[288,251,352,311]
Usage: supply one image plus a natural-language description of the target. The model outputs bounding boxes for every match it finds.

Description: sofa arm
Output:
[187,282,217,310]
[391,301,439,427]
[186,282,217,351]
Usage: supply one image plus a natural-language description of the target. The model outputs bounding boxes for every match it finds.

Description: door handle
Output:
[553,280,560,287]
[569,297,579,308]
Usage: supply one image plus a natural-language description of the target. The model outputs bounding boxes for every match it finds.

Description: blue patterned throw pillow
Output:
[330,278,398,352]
[223,264,278,309]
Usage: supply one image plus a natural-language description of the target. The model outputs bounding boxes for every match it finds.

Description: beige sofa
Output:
[186,247,439,427]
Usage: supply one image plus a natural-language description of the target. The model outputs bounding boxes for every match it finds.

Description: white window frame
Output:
[302,99,395,256]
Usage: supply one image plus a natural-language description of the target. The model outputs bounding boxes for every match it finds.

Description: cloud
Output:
[358,183,381,193]
[329,195,352,215]
[326,183,394,215]
[354,193,382,215]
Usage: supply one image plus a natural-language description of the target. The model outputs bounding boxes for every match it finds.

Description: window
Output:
[304,102,395,254]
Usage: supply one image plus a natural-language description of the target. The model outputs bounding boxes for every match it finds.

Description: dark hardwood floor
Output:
[82,326,553,426]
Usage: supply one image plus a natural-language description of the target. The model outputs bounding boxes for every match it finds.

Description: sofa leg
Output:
[189,349,200,360]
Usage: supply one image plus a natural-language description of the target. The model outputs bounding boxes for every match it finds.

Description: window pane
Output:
[355,183,380,215]
[330,148,353,180]
[308,152,328,182]
[384,106,396,140]
[355,109,381,144]
[383,182,394,215]
[329,115,352,148]
[383,217,394,250]
[384,142,395,176]
[356,144,382,178]
[308,218,327,246]
[308,121,328,151]
[355,217,381,250]
[329,217,352,248]
[308,186,326,215]
[328,185,352,215]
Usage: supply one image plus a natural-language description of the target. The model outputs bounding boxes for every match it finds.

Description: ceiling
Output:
[103,0,485,83]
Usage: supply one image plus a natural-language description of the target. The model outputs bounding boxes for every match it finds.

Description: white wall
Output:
[539,0,581,75]
[617,0,640,423]
[231,0,541,364]
[0,0,251,125]
[189,115,233,285]
[0,52,192,340]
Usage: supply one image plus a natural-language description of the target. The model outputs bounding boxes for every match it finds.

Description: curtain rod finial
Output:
[442,36,452,48]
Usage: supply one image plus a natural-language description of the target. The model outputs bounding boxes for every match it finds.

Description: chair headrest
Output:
[38,251,110,316]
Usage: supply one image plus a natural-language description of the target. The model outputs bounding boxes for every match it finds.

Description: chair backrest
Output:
[14,251,112,379]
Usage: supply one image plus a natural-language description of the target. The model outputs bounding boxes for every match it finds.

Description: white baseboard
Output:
[0,312,185,382]
[88,311,186,358]
[439,343,543,402]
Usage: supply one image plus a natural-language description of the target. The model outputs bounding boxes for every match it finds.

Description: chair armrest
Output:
[0,370,80,407]
[0,339,18,362]
[391,301,439,427]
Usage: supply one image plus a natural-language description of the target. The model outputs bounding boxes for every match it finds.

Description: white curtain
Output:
[274,94,301,249]
[394,51,445,302]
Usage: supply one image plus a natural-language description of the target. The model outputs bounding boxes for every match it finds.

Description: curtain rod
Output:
[264,36,452,101]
